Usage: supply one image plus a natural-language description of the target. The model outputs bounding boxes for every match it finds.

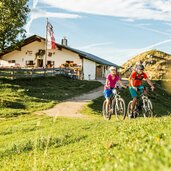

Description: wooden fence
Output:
[0,67,80,80]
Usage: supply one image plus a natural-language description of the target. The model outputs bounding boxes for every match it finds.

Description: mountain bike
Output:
[127,87,153,119]
[102,89,126,120]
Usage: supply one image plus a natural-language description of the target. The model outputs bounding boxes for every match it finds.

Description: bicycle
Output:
[102,88,126,120]
[127,87,153,119]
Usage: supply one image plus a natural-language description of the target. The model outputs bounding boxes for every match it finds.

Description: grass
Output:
[0,115,171,171]
[0,75,101,118]
[0,78,171,170]
[82,80,171,117]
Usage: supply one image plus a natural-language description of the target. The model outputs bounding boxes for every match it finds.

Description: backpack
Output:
[135,72,144,80]
[128,72,144,86]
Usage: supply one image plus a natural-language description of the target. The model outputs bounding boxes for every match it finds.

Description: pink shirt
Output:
[104,74,120,90]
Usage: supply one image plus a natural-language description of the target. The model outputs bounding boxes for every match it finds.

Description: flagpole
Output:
[45,18,48,68]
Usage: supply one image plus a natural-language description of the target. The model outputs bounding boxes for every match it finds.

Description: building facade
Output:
[0,35,120,80]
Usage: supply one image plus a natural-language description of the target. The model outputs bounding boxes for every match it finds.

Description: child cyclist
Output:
[104,66,127,113]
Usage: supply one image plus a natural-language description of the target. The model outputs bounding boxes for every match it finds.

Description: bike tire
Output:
[143,99,153,118]
[102,100,111,120]
[127,101,138,119]
[148,99,153,111]
[115,98,126,120]
[111,98,116,114]
[127,101,132,119]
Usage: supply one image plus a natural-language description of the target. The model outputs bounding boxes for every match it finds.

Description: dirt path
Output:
[37,86,103,118]
[36,79,128,118]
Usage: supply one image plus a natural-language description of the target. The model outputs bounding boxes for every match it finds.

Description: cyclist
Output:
[131,60,143,72]
[104,66,127,114]
[129,64,154,118]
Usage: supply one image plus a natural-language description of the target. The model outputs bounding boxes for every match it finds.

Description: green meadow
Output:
[0,76,171,171]
[0,75,101,118]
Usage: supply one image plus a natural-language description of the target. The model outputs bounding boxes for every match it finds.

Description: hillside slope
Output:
[0,76,101,118]
[121,50,171,80]
[0,82,171,170]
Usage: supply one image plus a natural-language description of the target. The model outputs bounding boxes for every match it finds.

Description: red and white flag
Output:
[47,22,56,49]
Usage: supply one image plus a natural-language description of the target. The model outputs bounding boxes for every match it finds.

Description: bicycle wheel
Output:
[148,99,153,111]
[115,98,126,120]
[102,100,111,120]
[143,99,153,118]
[127,101,138,119]
[127,101,132,119]
[111,98,116,115]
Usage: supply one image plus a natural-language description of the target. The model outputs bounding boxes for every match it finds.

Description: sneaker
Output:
[109,108,113,114]
[106,111,110,118]
[134,112,138,118]
[137,105,142,112]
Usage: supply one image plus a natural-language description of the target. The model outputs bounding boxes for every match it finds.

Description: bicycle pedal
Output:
[134,113,138,118]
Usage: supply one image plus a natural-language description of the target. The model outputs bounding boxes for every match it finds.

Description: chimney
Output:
[61,37,68,46]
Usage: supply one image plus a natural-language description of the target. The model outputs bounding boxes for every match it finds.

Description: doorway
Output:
[37,59,43,67]
[96,65,102,78]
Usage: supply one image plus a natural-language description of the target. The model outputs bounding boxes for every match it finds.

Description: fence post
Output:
[44,68,46,77]
[53,67,55,76]
[31,68,33,80]
[12,67,14,80]
[59,67,61,74]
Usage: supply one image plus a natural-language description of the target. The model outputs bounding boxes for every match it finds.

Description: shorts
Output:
[104,89,115,99]
[129,85,144,98]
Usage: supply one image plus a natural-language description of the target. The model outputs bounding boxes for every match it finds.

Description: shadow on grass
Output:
[0,100,26,109]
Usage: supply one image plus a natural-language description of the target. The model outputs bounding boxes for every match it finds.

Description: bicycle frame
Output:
[110,90,125,115]
[141,94,152,113]
[136,88,153,115]
[109,91,121,104]
[103,89,121,112]
[127,87,153,119]
[103,87,127,120]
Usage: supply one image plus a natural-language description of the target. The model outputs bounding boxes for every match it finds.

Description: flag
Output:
[47,22,56,49]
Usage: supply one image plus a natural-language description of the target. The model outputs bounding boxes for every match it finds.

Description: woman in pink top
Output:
[104,66,126,113]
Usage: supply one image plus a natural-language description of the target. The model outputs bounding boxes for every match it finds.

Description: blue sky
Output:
[26,0,171,65]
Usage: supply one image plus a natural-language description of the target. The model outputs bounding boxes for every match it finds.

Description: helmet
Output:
[136,64,144,70]
[136,60,143,66]
[109,66,117,71]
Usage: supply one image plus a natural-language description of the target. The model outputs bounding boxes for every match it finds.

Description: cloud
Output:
[40,0,171,22]
[31,8,81,19]
[165,22,171,26]
[79,38,171,65]
[137,23,151,26]
[25,0,81,36]
[33,0,39,8]
[121,18,135,22]
[151,0,171,12]
[77,42,113,50]
[26,10,81,35]
[135,24,171,36]
[143,39,171,49]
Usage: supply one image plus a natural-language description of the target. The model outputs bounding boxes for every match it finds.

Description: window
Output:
[47,61,55,68]
[26,60,34,65]
[8,60,15,63]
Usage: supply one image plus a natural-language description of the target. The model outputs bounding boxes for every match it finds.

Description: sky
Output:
[26,0,171,65]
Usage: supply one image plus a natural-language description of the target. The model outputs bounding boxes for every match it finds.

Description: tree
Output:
[0,0,30,52]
